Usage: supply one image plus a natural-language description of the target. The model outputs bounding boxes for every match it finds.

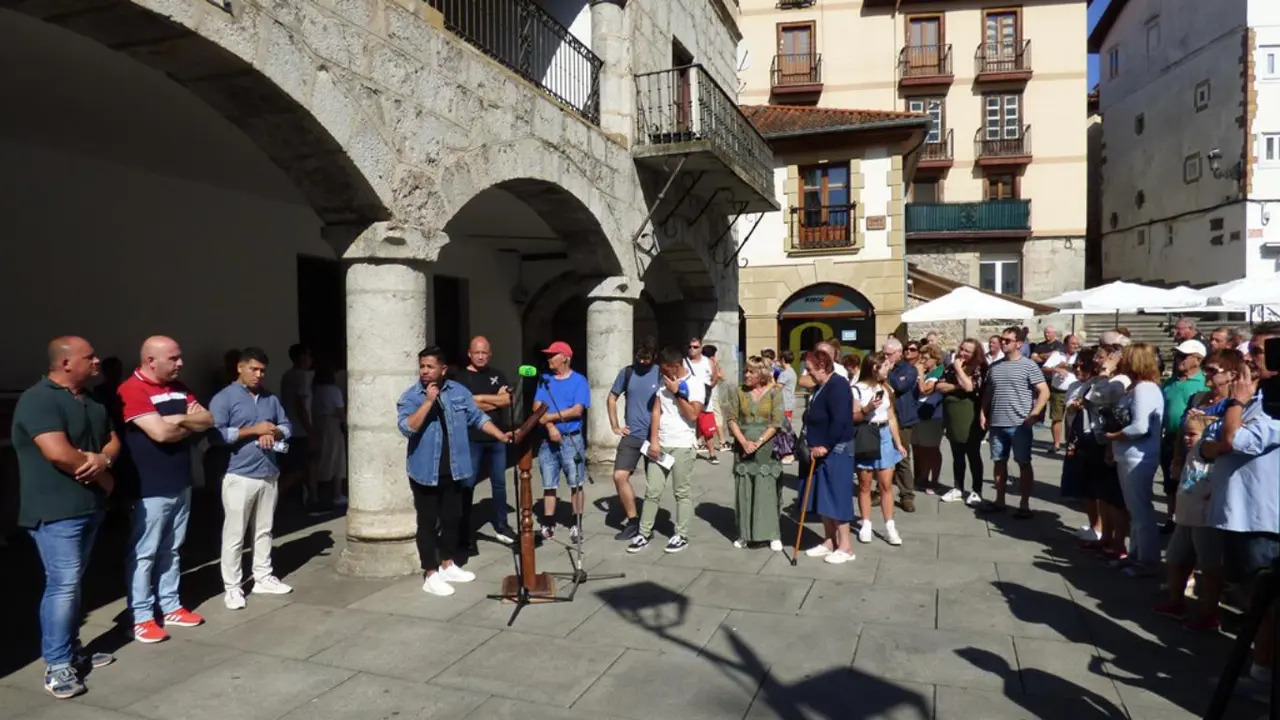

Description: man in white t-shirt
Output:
[628,346,705,555]
[1043,333,1081,453]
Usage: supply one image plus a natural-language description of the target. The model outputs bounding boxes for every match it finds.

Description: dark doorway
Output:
[433,275,470,366]
[296,255,344,368]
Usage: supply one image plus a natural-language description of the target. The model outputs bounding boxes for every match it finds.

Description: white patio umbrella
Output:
[1200,273,1280,307]
[1052,281,1201,315]
[1138,286,1211,314]
[903,286,1036,323]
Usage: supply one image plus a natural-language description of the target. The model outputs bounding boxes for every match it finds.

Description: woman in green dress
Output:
[726,356,785,550]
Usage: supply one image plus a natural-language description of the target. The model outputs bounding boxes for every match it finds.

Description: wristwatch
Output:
[1224,398,1245,410]
[104,454,114,469]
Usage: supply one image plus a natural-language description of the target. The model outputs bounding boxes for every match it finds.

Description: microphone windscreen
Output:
[518,365,539,377]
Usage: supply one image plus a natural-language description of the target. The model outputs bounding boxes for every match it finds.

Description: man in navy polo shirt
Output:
[606,336,660,541]
[118,336,214,644]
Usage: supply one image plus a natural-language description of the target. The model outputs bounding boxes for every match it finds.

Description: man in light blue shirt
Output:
[533,341,591,542]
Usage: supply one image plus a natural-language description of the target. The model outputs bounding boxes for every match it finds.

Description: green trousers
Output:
[639,447,696,538]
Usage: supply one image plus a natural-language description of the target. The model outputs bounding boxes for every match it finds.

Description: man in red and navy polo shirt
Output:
[117,336,214,644]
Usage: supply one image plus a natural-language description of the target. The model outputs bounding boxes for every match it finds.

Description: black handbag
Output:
[794,429,811,467]
[854,422,881,462]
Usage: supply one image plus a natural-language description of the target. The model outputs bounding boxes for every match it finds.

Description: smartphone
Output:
[875,389,886,402]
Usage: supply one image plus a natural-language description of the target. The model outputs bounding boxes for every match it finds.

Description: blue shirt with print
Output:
[1207,396,1280,534]
[396,380,493,486]
[609,364,660,436]
[535,371,591,433]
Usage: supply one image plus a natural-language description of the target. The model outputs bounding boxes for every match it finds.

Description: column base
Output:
[336,537,421,578]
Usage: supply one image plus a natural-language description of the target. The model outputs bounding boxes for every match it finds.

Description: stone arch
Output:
[777,282,879,360]
[4,0,395,230]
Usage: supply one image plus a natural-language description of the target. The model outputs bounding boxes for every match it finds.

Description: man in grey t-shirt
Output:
[606,338,660,541]
[980,326,1049,517]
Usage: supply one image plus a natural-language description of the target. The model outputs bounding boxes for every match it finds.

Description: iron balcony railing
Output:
[634,64,774,201]
[906,200,1031,234]
[771,53,822,88]
[427,0,602,124]
[975,39,1032,76]
[790,204,854,250]
[898,44,952,81]
[975,125,1031,158]
[920,128,953,162]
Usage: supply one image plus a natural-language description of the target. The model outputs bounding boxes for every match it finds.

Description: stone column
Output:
[337,223,445,577]
[590,0,633,145]
[585,276,639,464]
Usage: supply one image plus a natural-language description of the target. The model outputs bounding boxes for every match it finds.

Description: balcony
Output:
[777,0,817,7]
[634,64,779,212]
[975,40,1033,82]
[898,44,953,87]
[427,0,602,124]
[771,53,823,96]
[906,200,1031,240]
[917,129,953,169]
[974,126,1032,166]
[790,204,855,251]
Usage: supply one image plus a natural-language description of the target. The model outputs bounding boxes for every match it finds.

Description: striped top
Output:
[985,357,1046,428]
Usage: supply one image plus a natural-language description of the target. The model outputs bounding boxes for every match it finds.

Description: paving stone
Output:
[701,610,861,669]
[654,540,774,574]
[933,686,1126,720]
[566,591,728,655]
[1012,637,1122,702]
[192,603,383,660]
[573,648,764,720]
[799,580,935,627]
[680,570,813,613]
[852,530,940,561]
[757,548,881,583]
[742,663,934,720]
[431,631,623,707]
[0,686,50,720]
[937,534,1060,564]
[53,639,242,710]
[462,696,629,720]
[11,703,147,720]
[579,559,704,596]
[852,624,1017,691]
[347,576,489,622]
[992,562,1074,596]
[937,577,1092,642]
[188,588,293,630]
[123,651,354,720]
[308,614,497,680]
[278,672,488,719]
[449,580,607,638]
[874,557,998,589]
[267,567,399,609]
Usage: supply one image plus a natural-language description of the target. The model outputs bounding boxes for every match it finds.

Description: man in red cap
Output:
[533,341,591,541]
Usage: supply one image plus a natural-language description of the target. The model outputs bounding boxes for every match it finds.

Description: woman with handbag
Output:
[726,357,786,550]
[799,348,857,564]
[1081,334,1132,561]
[1102,343,1165,576]
[854,352,908,546]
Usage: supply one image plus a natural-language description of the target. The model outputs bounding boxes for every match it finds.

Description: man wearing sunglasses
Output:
[883,337,919,512]
[980,327,1049,518]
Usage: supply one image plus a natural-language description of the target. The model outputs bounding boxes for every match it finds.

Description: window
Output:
[1263,133,1280,163]
[1184,153,1202,183]
[1135,190,1145,208]
[986,174,1017,200]
[910,180,940,203]
[979,255,1022,296]
[1209,217,1224,231]
[777,22,816,80]
[1262,45,1279,79]
[1166,224,1175,246]
[984,10,1019,60]
[905,15,944,73]
[1107,46,1120,79]
[907,97,945,143]
[1134,113,1144,135]
[1146,20,1160,55]
[984,93,1022,140]
[1137,228,1147,246]
[1195,80,1211,111]
[800,163,850,225]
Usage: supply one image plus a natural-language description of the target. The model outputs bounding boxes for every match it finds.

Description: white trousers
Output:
[220,472,279,590]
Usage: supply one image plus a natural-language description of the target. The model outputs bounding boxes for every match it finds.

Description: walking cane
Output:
[789,457,819,566]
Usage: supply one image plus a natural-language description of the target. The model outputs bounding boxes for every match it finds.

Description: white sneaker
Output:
[439,564,476,583]
[804,544,833,557]
[858,521,874,544]
[252,576,293,595]
[940,488,963,503]
[1075,526,1102,542]
[964,491,982,507]
[422,572,456,596]
[823,549,854,564]
[769,539,783,552]
[732,539,746,549]
[884,520,903,547]
[223,588,246,610]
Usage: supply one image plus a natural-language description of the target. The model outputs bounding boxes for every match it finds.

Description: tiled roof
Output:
[741,104,927,137]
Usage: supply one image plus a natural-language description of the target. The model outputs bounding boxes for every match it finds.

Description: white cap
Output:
[1175,339,1207,357]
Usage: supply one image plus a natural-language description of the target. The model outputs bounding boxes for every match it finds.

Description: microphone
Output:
[518,365,538,378]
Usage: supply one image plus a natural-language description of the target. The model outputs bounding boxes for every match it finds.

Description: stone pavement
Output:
[0,435,1265,719]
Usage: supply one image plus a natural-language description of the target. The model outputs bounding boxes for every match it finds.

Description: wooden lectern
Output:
[494,406,556,604]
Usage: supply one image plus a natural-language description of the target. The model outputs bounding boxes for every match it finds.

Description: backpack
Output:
[619,365,634,395]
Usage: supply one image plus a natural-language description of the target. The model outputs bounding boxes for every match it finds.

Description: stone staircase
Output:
[1080,313,1175,360]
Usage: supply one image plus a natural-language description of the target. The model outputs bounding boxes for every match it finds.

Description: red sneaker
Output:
[1153,602,1186,619]
[162,608,205,628]
[133,620,170,644]
[1184,615,1222,632]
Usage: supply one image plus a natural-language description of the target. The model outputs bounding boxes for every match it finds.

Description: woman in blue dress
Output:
[800,347,857,564]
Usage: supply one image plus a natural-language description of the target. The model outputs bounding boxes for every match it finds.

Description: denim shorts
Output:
[538,436,585,489]
[988,425,1033,464]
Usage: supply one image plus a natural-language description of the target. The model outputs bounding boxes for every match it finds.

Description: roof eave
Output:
[759,117,931,140]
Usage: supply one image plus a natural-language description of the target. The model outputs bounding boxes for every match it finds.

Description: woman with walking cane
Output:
[726,356,785,551]
[797,347,857,564]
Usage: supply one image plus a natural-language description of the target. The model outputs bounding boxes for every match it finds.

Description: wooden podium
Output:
[494,406,556,604]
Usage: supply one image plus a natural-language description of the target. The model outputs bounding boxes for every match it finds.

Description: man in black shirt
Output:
[456,336,515,550]
[1030,326,1065,364]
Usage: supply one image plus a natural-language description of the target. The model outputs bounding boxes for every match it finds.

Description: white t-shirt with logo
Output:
[656,372,707,449]
[1043,351,1078,392]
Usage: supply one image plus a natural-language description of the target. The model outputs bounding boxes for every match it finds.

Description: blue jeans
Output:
[467,441,509,528]
[29,511,103,669]
[538,436,585,489]
[127,489,191,625]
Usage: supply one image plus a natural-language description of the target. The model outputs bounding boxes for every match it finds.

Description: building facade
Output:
[0,0,771,575]
[737,0,1087,327]
[1091,0,1280,285]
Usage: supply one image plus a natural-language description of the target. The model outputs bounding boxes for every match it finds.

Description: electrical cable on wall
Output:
[1099,197,1280,239]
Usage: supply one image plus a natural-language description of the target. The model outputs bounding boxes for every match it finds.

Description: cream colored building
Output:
[737,0,1088,348]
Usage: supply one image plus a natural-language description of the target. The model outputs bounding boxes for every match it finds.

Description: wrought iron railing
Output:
[898,44,952,80]
[790,204,854,250]
[975,125,1031,158]
[771,53,822,88]
[426,0,602,124]
[975,39,1032,76]
[634,64,774,200]
[920,128,953,162]
[906,200,1030,234]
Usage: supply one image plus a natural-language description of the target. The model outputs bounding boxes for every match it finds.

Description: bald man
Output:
[455,336,515,549]
[13,337,121,698]
[797,340,849,389]
[117,336,214,644]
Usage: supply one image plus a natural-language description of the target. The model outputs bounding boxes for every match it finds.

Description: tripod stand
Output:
[1204,560,1280,719]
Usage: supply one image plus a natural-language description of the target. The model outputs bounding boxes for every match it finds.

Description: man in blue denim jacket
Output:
[396,346,510,598]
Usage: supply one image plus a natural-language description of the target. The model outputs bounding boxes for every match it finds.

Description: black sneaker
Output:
[664,534,689,553]
[614,519,640,541]
[626,534,650,553]
[44,666,84,699]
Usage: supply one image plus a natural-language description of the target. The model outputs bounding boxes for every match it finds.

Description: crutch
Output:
[789,457,819,566]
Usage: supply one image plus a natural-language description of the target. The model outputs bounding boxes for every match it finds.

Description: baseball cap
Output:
[541,341,573,358]
[1175,339,1207,357]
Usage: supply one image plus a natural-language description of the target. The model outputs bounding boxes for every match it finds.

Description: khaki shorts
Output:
[1050,390,1067,423]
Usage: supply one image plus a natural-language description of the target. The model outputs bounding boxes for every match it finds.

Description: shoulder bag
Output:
[852,384,882,462]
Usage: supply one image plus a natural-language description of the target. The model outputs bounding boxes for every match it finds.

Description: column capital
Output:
[331,221,447,262]
[585,275,642,301]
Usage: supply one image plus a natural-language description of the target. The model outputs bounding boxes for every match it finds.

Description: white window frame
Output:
[1107,46,1120,80]
[979,254,1022,297]
[908,97,945,143]
[1146,20,1160,55]
[1262,45,1280,80]
[984,94,1021,140]
[1263,133,1280,164]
